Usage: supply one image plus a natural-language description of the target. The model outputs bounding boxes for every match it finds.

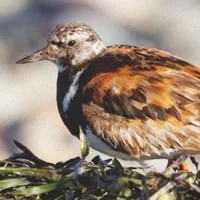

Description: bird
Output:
[16,23,200,169]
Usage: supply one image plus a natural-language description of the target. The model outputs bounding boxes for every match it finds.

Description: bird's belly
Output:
[84,126,185,161]
[84,126,134,160]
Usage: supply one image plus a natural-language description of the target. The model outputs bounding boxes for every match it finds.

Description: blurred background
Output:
[0,0,200,171]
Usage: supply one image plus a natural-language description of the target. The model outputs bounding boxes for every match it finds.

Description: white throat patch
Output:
[62,68,85,114]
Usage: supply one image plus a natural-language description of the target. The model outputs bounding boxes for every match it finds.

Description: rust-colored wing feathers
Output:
[82,46,200,159]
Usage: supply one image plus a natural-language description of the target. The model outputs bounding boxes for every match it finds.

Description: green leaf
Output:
[122,187,132,197]
[0,178,30,192]
[11,183,57,197]
[0,167,61,181]
[11,177,73,197]
[79,127,89,159]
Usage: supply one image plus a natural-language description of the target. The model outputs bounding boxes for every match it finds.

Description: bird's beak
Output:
[16,46,50,64]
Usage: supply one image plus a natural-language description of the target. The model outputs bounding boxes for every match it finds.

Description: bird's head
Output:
[16,23,107,71]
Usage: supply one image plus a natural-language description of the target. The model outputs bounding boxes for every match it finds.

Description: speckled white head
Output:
[16,23,107,71]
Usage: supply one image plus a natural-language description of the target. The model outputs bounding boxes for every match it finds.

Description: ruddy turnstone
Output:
[16,23,200,166]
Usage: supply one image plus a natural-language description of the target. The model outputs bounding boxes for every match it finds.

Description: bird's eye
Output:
[68,40,76,47]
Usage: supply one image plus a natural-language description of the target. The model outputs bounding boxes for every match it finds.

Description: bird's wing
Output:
[81,45,200,159]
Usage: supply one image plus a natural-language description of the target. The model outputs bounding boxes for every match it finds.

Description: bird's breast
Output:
[56,68,85,137]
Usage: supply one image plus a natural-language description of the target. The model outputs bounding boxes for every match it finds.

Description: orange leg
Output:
[166,160,189,173]
[180,162,189,173]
